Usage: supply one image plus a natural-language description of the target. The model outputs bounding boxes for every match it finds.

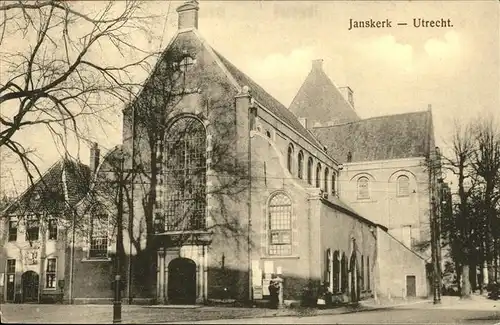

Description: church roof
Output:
[213,51,323,148]
[289,61,360,125]
[3,159,91,215]
[312,111,433,163]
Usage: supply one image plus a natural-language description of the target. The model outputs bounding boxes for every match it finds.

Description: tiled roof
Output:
[289,64,360,125]
[4,159,91,216]
[213,51,323,148]
[312,111,432,163]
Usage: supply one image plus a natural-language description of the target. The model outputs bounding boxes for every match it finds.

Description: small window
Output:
[8,219,17,242]
[266,130,271,138]
[331,172,337,195]
[6,259,15,274]
[46,258,57,289]
[397,175,410,197]
[298,151,304,179]
[26,215,40,241]
[287,144,294,173]
[357,177,370,200]
[48,218,58,240]
[307,158,313,185]
[316,163,322,188]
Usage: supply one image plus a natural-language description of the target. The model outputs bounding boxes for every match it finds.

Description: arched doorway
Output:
[21,271,39,303]
[168,257,196,304]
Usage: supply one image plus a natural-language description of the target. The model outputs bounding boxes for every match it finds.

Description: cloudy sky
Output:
[2,0,499,194]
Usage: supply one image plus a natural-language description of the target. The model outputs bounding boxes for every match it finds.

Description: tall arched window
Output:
[397,175,410,197]
[324,167,330,193]
[341,253,348,293]
[307,157,313,185]
[357,177,369,200]
[333,250,340,293]
[298,151,304,179]
[163,116,207,231]
[268,193,292,256]
[287,144,294,173]
[331,172,337,195]
[316,163,322,188]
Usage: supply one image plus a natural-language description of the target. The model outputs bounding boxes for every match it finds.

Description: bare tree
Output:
[0,0,158,186]
[441,119,477,299]
[471,116,500,284]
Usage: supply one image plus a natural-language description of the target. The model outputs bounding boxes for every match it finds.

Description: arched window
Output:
[268,193,292,256]
[287,144,294,173]
[298,151,304,179]
[341,253,348,293]
[357,177,369,200]
[331,172,337,195]
[316,163,322,188]
[324,167,330,193]
[397,175,410,197]
[307,157,313,185]
[361,255,365,290]
[163,117,207,231]
[367,256,371,290]
[333,250,340,293]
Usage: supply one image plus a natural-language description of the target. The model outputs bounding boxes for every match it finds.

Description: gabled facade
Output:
[0,159,90,303]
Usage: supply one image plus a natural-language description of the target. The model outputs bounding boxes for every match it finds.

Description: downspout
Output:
[127,101,137,304]
[247,103,254,302]
[62,161,75,304]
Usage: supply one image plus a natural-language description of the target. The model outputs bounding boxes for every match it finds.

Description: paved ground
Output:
[0,295,498,324]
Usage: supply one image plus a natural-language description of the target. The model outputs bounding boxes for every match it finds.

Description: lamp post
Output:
[113,153,125,324]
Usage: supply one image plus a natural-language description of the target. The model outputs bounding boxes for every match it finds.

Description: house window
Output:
[287,144,294,174]
[163,116,207,232]
[8,219,17,242]
[6,259,15,274]
[297,151,304,179]
[331,173,337,195]
[25,215,40,241]
[45,258,57,289]
[89,214,109,259]
[268,193,292,256]
[307,158,313,185]
[357,177,370,200]
[397,175,410,197]
[324,168,329,193]
[315,163,321,188]
[48,218,58,240]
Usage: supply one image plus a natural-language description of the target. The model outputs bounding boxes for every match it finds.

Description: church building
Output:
[0,1,436,305]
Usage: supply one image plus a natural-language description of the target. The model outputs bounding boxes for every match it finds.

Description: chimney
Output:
[177,0,199,30]
[312,59,323,71]
[90,142,100,173]
[339,86,354,108]
[298,117,308,129]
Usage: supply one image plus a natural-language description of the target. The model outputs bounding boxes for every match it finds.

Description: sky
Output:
[1,0,499,195]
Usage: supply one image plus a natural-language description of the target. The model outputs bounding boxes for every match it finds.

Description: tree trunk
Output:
[461,264,471,299]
